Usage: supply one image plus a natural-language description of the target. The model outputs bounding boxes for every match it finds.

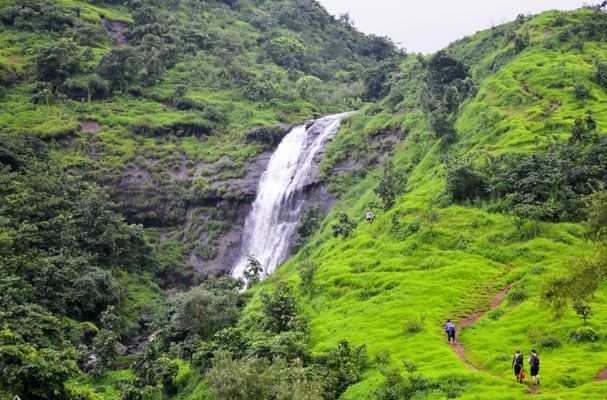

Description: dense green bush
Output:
[0,329,78,400]
[445,158,487,201]
[569,327,600,342]
[295,204,325,250]
[332,212,357,238]
[156,277,247,356]
[266,36,305,68]
[375,160,406,210]
[449,135,607,222]
[34,38,82,88]
[315,339,368,400]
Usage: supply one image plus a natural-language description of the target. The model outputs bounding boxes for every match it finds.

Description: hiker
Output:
[365,209,374,223]
[512,350,524,383]
[529,349,541,386]
[445,319,456,343]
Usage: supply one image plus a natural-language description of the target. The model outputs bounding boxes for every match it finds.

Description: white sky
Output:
[318,0,590,54]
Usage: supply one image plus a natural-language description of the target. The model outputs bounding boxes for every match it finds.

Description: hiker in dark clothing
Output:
[445,319,456,343]
[529,350,541,386]
[512,350,524,383]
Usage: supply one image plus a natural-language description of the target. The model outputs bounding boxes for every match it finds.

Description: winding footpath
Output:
[595,369,607,381]
[451,284,512,371]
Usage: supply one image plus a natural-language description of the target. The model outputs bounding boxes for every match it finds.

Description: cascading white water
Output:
[231,112,352,278]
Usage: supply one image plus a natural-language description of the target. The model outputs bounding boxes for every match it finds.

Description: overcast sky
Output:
[318,0,589,54]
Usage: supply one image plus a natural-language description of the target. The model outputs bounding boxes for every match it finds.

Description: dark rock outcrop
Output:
[101,18,129,45]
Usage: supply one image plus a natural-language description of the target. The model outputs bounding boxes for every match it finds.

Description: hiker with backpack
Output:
[529,350,541,386]
[512,350,524,383]
[445,319,456,343]
[365,208,374,223]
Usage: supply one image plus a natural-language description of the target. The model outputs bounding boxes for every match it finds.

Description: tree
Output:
[426,50,469,87]
[34,38,82,88]
[260,281,298,333]
[584,186,607,241]
[267,36,305,68]
[317,340,367,400]
[445,157,487,202]
[298,260,318,296]
[296,75,324,102]
[542,249,607,319]
[374,160,406,210]
[158,279,245,355]
[573,301,593,325]
[244,256,263,289]
[91,305,121,373]
[206,351,278,400]
[132,344,179,396]
[363,59,398,101]
[295,204,325,250]
[0,329,77,400]
[98,46,139,92]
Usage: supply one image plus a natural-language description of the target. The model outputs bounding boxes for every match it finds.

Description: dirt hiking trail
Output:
[452,284,512,371]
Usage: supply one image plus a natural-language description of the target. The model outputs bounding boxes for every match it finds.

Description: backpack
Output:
[515,354,523,365]
[530,354,540,367]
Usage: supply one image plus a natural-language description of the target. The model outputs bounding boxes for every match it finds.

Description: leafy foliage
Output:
[543,249,607,318]
[243,256,263,289]
[295,204,325,250]
[0,329,78,400]
[332,212,357,238]
[374,160,406,210]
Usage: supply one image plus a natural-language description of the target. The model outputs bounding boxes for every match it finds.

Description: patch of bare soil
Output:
[101,18,129,45]
[595,369,607,381]
[79,120,103,134]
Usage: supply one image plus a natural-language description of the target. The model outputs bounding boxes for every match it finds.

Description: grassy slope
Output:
[256,9,607,400]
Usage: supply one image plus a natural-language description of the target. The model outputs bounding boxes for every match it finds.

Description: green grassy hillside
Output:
[252,8,607,400]
[0,0,400,280]
[2,2,607,400]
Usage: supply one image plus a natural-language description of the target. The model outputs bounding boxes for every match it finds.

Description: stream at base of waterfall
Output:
[231,112,353,279]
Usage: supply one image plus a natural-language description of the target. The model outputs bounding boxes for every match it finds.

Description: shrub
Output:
[245,126,285,147]
[332,213,357,238]
[374,160,406,210]
[569,327,600,342]
[488,309,505,321]
[540,337,562,349]
[507,287,528,304]
[298,260,318,296]
[316,339,368,400]
[529,266,546,275]
[403,317,424,335]
[206,351,277,400]
[573,82,590,100]
[260,281,298,334]
[594,60,607,87]
[243,256,263,289]
[406,220,422,234]
[445,158,487,201]
[34,38,82,88]
[295,204,325,250]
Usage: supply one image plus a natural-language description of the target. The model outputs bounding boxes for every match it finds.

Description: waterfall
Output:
[231,112,352,278]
